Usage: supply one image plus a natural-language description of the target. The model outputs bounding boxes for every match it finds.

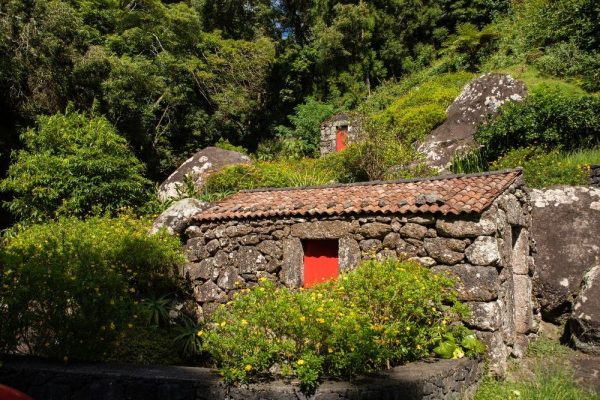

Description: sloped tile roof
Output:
[194,169,522,222]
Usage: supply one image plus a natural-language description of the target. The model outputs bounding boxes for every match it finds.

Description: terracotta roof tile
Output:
[194,169,522,222]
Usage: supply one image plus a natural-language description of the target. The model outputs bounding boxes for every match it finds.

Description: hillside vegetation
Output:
[1,0,598,226]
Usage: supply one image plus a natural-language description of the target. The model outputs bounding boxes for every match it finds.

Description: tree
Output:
[1,109,152,222]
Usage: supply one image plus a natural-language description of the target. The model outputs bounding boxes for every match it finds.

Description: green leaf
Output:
[433,341,457,359]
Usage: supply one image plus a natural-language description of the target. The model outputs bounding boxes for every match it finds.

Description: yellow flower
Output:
[297,359,305,366]
[241,319,248,326]
[416,344,422,350]
[127,323,133,329]
[244,364,253,372]
[197,330,204,337]
[220,321,226,327]
[405,326,411,331]
[328,348,334,353]
[316,318,325,324]
[316,307,324,312]
[299,316,306,322]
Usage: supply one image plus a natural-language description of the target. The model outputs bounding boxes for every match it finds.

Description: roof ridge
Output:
[239,168,523,194]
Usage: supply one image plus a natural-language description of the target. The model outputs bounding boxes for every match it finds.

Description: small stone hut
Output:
[183,169,537,374]
[319,113,362,155]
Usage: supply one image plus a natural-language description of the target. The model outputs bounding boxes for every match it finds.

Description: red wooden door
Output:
[303,240,339,288]
[336,128,348,152]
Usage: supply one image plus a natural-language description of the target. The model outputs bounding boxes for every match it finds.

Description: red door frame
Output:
[336,127,348,152]
[303,240,339,288]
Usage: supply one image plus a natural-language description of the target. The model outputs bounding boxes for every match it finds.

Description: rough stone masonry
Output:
[182,170,538,376]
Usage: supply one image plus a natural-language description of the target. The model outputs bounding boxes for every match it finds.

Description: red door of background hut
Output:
[336,126,348,152]
[303,240,339,288]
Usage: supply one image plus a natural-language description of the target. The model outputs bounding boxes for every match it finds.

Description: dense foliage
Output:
[485,0,599,91]
[202,259,484,390]
[0,0,597,225]
[0,110,153,222]
[475,87,600,161]
[0,215,184,361]
[490,147,591,188]
[0,0,511,178]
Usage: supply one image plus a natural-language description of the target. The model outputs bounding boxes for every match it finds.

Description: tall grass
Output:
[474,338,598,400]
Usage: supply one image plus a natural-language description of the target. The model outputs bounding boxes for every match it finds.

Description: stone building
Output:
[183,169,537,374]
[319,113,362,155]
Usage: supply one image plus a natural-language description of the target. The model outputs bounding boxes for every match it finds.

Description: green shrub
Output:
[0,215,184,361]
[475,87,600,161]
[490,147,590,188]
[0,109,153,222]
[202,159,339,196]
[255,137,313,161]
[374,72,474,144]
[203,259,483,391]
[533,42,600,92]
[275,98,336,157]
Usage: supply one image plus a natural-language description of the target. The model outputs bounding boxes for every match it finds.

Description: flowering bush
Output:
[202,259,484,391]
[0,215,184,361]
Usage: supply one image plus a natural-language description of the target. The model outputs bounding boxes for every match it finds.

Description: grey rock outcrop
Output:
[150,198,210,236]
[158,147,251,202]
[531,186,600,322]
[417,73,527,171]
[569,265,600,354]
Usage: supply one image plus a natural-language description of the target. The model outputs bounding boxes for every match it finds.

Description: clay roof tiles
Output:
[194,169,522,223]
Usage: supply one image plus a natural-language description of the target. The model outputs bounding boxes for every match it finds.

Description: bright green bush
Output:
[0,109,152,222]
[491,147,590,188]
[373,72,474,144]
[202,159,340,196]
[475,87,600,161]
[275,98,336,157]
[0,215,184,361]
[203,259,484,391]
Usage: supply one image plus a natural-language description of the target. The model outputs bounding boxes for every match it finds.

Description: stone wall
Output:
[590,165,600,187]
[319,113,362,155]
[0,356,482,400]
[183,183,537,375]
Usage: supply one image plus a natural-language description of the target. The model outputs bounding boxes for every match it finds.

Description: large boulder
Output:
[150,198,210,236]
[531,186,600,322]
[417,73,527,171]
[158,147,251,202]
[569,265,600,354]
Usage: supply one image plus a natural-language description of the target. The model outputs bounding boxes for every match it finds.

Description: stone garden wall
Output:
[183,183,537,375]
[0,356,481,400]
